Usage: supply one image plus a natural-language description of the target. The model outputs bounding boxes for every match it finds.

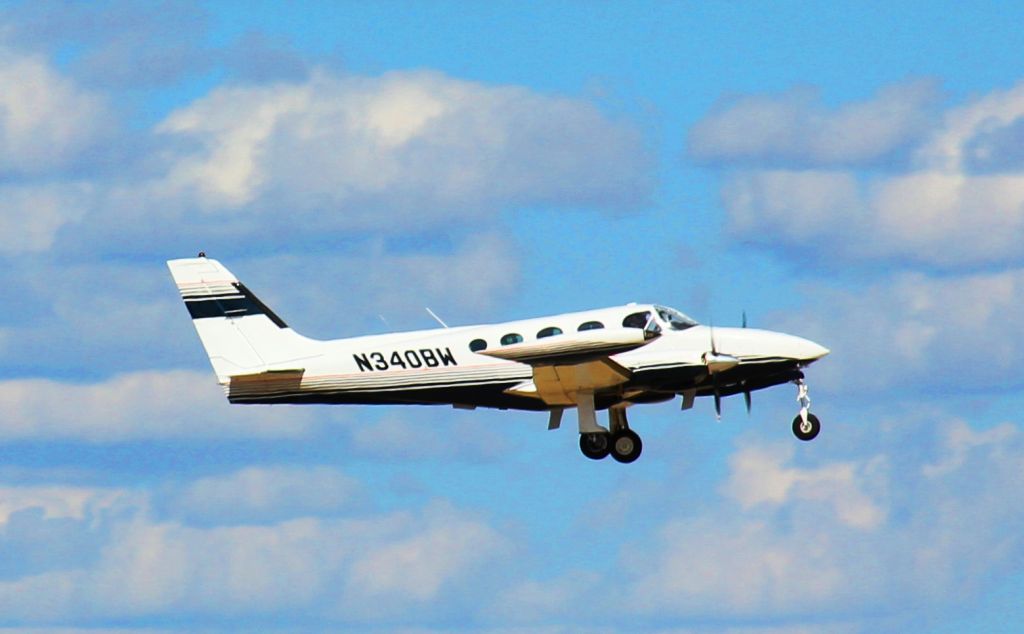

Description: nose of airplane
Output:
[783,334,830,362]
[712,328,829,364]
[805,339,830,361]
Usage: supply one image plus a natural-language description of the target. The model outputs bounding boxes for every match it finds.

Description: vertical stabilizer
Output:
[167,256,318,383]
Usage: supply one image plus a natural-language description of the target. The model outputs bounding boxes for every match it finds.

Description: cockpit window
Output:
[655,305,698,331]
[622,311,651,329]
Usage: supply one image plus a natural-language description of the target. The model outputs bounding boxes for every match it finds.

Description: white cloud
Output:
[341,503,512,614]
[171,465,364,525]
[0,370,320,441]
[769,268,1024,394]
[696,79,1024,269]
[154,69,652,222]
[722,444,886,530]
[0,485,511,624]
[0,484,127,525]
[0,183,93,255]
[0,48,111,174]
[689,80,940,167]
[722,168,1024,268]
[622,418,1024,621]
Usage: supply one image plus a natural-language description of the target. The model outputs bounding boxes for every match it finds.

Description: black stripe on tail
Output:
[182,282,288,328]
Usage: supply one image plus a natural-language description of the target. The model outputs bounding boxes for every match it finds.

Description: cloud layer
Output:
[0,479,510,625]
[622,418,1024,624]
[0,48,112,175]
[769,268,1024,394]
[691,79,1024,269]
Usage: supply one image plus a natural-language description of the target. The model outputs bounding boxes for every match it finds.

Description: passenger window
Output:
[500,333,523,345]
[578,321,604,331]
[623,311,651,329]
[537,326,562,339]
[469,338,487,352]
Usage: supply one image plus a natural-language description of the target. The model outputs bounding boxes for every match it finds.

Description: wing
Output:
[478,327,657,406]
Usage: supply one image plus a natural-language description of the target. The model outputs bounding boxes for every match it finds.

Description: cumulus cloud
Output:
[0,370,321,441]
[722,168,1024,269]
[1,0,214,88]
[689,80,941,168]
[0,480,510,624]
[0,484,128,525]
[694,79,1024,269]
[722,444,886,529]
[0,183,93,255]
[623,419,1024,621]
[170,465,364,525]
[152,69,652,222]
[0,48,112,174]
[768,268,1024,394]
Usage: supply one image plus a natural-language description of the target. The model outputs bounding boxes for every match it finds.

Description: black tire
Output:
[580,432,611,460]
[792,413,821,441]
[610,429,642,463]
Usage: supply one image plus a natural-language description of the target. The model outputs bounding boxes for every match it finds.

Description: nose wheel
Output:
[791,378,821,441]
[792,412,820,441]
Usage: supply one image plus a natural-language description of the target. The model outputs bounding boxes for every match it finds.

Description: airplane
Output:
[168,254,829,463]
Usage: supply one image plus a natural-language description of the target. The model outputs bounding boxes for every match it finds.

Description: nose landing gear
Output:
[791,378,821,441]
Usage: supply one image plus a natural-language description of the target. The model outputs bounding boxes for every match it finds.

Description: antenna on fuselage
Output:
[425,307,449,329]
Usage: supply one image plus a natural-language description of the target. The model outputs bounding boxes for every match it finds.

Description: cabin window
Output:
[623,311,651,329]
[578,320,604,331]
[537,326,562,339]
[469,338,487,352]
[500,333,524,345]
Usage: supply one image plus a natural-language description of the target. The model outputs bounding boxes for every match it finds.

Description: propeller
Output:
[742,310,748,328]
[702,329,740,374]
[702,318,740,420]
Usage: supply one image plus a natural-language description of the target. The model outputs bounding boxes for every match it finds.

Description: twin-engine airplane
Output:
[169,255,829,463]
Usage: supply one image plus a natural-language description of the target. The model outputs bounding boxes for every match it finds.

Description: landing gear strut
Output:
[578,407,642,463]
[791,378,821,441]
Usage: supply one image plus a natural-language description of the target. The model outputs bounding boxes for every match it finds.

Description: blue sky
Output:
[1,1,1023,631]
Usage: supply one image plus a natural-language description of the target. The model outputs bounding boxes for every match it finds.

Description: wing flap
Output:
[529,358,633,406]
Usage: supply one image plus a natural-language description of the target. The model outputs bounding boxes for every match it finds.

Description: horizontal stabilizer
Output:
[227,368,306,402]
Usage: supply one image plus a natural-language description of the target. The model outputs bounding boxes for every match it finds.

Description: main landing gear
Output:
[791,378,821,441]
[579,407,642,463]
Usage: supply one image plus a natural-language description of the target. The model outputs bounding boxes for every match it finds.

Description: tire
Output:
[792,413,821,441]
[580,432,611,460]
[610,429,642,464]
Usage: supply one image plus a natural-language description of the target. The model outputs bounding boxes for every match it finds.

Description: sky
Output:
[0,1,1023,631]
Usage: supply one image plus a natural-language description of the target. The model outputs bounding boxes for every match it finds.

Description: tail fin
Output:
[167,256,318,383]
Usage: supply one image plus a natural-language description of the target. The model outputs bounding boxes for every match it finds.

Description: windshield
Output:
[655,305,698,331]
